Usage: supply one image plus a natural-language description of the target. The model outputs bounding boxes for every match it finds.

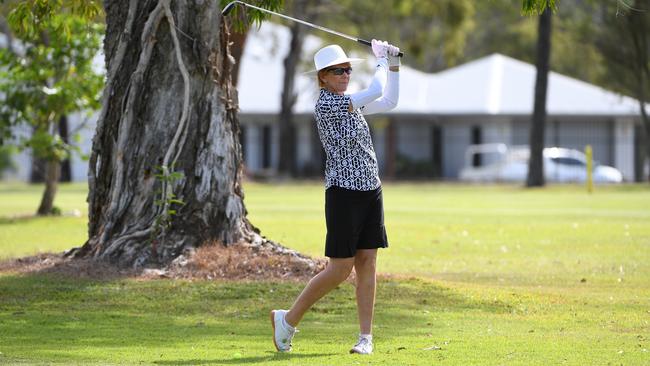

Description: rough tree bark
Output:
[526,6,551,187]
[69,0,300,268]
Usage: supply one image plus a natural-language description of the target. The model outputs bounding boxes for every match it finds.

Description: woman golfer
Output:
[271,39,400,355]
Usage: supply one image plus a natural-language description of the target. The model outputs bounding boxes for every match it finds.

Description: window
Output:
[551,157,585,166]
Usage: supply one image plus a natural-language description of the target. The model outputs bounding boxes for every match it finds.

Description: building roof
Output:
[398,53,643,116]
[238,22,647,117]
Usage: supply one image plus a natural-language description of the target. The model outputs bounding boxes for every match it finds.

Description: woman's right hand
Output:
[371,39,389,59]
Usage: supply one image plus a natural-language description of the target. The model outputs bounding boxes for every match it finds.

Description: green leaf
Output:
[521,0,558,16]
[169,172,185,180]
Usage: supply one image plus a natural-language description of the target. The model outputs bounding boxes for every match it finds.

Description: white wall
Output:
[369,117,388,174]
[243,123,263,171]
[295,119,313,172]
[615,118,635,181]
[396,121,432,161]
[443,122,471,178]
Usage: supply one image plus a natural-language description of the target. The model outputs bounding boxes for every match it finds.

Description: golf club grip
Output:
[357,38,404,58]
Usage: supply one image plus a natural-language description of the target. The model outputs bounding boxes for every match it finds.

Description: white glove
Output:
[387,44,400,68]
[371,39,389,59]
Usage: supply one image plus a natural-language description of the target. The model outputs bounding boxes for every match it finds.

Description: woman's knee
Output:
[354,249,377,270]
[327,258,354,281]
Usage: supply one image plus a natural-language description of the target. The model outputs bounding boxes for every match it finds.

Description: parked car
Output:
[459,143,623,183]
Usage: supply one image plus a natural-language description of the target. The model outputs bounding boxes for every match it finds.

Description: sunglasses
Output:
[326,67,352,75]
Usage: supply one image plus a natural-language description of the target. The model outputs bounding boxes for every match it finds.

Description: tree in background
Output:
[277,0,322,177]
[595,0,650,182]
[524,3,553,187]
[0,9,103,215]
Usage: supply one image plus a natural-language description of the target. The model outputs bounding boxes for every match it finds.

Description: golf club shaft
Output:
[222,1,403,57]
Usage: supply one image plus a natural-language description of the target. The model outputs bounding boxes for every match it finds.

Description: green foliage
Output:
[462,1,610,95]
[593,0,650,99]
[220,0,284,33]
[521,0,558,15]
[7,0,101,39]
[310,0,475,72]
[0,13,103,161]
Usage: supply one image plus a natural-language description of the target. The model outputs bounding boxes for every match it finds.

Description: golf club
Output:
[221,0,404,57]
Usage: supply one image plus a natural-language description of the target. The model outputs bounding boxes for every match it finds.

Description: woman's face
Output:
[320,62,352,95]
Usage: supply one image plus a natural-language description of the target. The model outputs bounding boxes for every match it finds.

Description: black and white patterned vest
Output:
[315,88,381,191]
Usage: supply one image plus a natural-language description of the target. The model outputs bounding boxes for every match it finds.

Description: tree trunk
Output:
[59,115,72,182]
[278,0,321,177]
[36,159,60,216]
[627,0,650,182]
[70,0,277,268]
[636,78,650,182]
[277,21,304,177]
[526,7,552,187]
[30,154,46,183]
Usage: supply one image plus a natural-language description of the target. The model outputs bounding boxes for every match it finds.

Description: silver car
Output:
[459,144,623,183]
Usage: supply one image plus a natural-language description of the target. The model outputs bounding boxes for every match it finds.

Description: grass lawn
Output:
[1,181,649,365]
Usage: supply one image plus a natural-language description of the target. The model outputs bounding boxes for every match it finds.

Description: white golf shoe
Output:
[350,335,373,354]
[270,309,296,352]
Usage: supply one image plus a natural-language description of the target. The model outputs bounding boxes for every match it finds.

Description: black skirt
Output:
[324,185,389,258]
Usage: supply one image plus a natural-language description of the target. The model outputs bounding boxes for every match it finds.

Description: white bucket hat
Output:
[311,45,364,73]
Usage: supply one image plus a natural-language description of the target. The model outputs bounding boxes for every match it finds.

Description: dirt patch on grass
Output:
[0,253,136,280]
[163,242,327,281]
[0,242,328,282]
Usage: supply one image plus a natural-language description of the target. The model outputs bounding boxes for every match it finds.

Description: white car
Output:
[459,143,623,183]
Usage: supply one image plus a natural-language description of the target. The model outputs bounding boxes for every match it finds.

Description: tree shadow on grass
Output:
[154,352,337,365]
[0,252,139,282]
[0,257,516,363]
[0,216,33,225]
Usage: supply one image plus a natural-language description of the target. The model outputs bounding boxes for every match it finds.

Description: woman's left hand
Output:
[387,44,400,68]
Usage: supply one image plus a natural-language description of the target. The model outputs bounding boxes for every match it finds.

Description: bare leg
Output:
[354,249,377,334]
[285,257,354,327]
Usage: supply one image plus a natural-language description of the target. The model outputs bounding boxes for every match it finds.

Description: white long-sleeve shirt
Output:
[314,59,399,191]
[351,57,399,115]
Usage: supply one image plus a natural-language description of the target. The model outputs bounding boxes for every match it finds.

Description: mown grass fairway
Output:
[0,181,649,365]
